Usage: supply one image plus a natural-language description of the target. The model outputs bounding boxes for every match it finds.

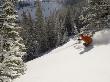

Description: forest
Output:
[0,0,110,82]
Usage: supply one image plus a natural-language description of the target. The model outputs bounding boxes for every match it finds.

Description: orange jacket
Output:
[80,35,92,44]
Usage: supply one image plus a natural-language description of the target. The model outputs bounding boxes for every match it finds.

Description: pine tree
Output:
[0,0,4,29]
[20,11,29,41]
[35,0,48,53]
[0,1,4,63]
[54,10,68,46]
[0,0,26,81]
[21,11,39,61]
[64,6,75,36]
[45,16,57,49]
[79,0,110,34]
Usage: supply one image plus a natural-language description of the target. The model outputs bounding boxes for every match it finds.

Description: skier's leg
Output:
[83,43,89,47]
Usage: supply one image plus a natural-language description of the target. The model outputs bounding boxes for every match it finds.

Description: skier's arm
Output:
[77,38,82,44]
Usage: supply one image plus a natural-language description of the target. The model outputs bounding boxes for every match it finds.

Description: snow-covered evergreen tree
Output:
[0,0,26,81]
[0,0,4,28]
[79,0,110,34]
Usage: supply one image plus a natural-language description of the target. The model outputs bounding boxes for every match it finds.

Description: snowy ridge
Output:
[14,29,110,82]
[17,0,62,20]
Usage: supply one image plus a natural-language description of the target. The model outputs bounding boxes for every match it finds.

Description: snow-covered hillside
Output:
[17,0,62,20]
[14,29,110,82]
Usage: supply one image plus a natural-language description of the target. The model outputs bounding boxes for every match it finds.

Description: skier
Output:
[78,34,93,47]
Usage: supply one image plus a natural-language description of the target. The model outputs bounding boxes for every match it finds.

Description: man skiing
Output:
[78,34,93,47]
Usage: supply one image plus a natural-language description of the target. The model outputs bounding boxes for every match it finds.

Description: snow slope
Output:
[14,29,110,82]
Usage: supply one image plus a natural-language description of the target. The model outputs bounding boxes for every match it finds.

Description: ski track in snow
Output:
[14,29,110,82]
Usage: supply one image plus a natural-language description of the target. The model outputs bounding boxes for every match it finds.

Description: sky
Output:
[14,29,110,82]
